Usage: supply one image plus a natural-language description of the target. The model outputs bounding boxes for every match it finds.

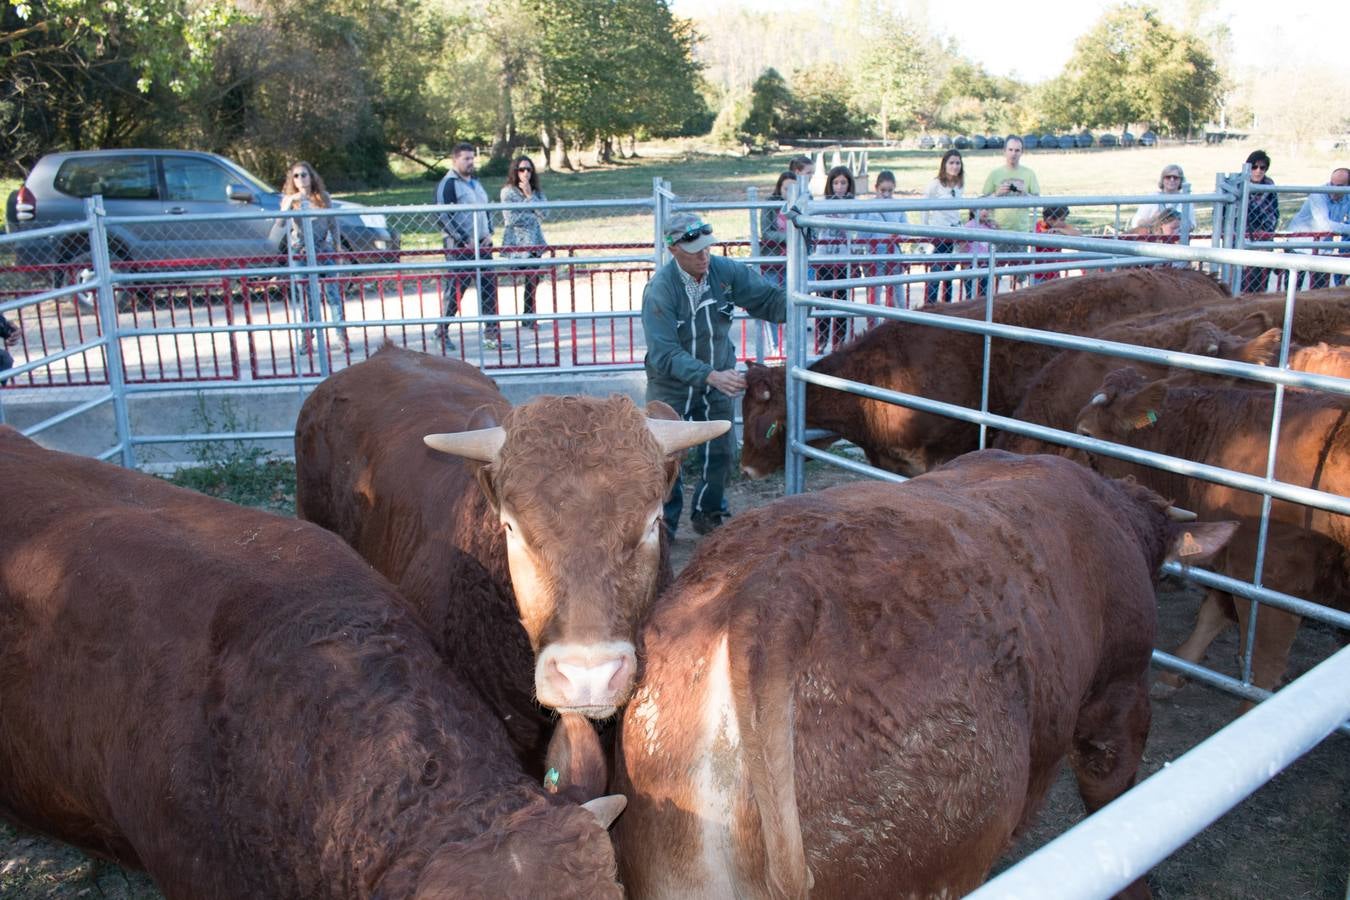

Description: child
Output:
[962,208,999,299]
[1032,205,1081,283]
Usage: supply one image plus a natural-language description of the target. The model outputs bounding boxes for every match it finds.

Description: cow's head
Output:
[740,363,789,479]
[424,395,727,719]
[1179,321,1282,369]
[1074,367,1168,443]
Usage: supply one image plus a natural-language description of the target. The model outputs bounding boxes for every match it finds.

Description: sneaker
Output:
[483,337,513,351]
[432,327,455,351]
[522,319,538,330]
[690,512,726,536]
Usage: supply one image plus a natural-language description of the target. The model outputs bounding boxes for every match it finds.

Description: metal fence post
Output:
[784,175,810,495]
[88,195,136,468]
[746,186,769,362]
[1234,167,1254,293]
[300,213,332,378]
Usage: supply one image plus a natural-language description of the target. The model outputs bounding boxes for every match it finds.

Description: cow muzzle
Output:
[535,641,637,718]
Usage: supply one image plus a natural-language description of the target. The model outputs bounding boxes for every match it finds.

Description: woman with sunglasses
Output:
[500,156,549,329]
[1241,150,1279,293]
[280,161,346,351]
[1129,164,1195,236]
[921,150,964,303]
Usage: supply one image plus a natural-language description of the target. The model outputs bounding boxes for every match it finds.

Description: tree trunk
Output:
[489,60,519,164]
[539,125,554,172]
[557,127,574,171]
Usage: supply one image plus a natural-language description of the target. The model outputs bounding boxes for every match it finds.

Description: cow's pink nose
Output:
[536,644,636,717]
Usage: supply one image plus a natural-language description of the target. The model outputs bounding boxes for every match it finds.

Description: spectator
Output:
[435,142,509,351]
[921,150,965,303]
[280,161,346,352]
[499,155,549,330]
[981,135,1040,233]
[1241,149,1279,294]
[0,313,19,378]
[788,154,815,200]
[642,212,786,537]
[862,170,909,305]
[1032,205,1081,283]
[759,170,795,286]
[814,166,859,353]
[1287,167,1350,288]
[962,207,1000,299]
[1129,164,1196,236]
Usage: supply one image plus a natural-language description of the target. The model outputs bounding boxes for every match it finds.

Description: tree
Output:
[784,63,870,138]
[740,68,793,142]
[2,0,235,170]
[1038,4,1222,136]
[850,17,943,140]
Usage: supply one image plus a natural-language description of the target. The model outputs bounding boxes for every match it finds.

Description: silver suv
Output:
[5,149,399,270]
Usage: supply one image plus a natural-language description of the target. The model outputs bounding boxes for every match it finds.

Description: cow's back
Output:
[294,346,552,761]
[617,452,1162,897]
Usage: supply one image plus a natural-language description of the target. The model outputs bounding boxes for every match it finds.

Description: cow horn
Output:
[1166,505,1198,522]
[423,427,507,462]
[580,794,627,829]
[1089,392,1109,407]
[646,418,731,455]
[1205,342,1219,355]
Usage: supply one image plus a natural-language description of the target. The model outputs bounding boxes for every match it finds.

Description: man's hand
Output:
[706,368,746,397]
[4,330,19,347]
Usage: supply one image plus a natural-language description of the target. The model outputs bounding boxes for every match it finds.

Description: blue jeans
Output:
[925,240,956,304]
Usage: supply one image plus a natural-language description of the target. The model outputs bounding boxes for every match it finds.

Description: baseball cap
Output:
[663,213,716,253]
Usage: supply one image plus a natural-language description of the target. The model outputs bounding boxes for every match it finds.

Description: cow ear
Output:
[1165,521,1239,565]
[580,795,627,830]
[475,465,500,514]
[543,713,609,802]
[1120,380,1169,432]
[1234,328,1282,366]
[644,399,680,422]
[1232,310,1273,339]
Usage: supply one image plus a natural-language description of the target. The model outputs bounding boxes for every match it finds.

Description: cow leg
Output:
[1070,679,1153,900]
[1232,602,1303,709]
[1156,589,1235,692]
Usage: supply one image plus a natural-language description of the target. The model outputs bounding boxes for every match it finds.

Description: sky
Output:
[668,0,1339,84]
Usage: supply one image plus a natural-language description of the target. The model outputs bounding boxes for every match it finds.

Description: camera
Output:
[1006,183,1020,193]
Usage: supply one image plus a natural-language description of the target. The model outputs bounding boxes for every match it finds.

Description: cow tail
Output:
[734,647,812,899]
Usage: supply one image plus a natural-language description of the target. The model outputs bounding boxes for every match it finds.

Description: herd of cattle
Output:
[0,266,1344,898]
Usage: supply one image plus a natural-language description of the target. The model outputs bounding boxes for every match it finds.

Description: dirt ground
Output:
[1,462,1346,898]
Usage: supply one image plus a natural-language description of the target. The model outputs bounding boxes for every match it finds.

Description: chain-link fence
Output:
[4,176,1350,390]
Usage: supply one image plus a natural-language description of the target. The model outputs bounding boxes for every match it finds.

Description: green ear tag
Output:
[1147,409,1158,424]
[543,767,560,793]
[765,422,779,440]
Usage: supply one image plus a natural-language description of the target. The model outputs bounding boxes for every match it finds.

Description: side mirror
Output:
[225,183,255,204]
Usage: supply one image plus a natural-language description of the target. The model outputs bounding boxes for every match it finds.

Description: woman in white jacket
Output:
[921,150,964,303]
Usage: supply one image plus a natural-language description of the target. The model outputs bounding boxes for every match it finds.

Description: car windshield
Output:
[216,159,275,195]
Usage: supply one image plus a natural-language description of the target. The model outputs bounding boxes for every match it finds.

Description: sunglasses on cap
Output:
[667,222,713,245]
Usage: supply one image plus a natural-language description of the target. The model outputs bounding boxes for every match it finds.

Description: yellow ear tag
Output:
[1134,409,1159,430]
[1179,531,1203,557]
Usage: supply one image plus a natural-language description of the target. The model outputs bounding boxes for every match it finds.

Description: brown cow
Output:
[997,289,1350,456]
[1073,368,1350,697]
[740,267,1228,478]
[295,345,724,766]
[0,427,625,900]
[615,450,1234,900]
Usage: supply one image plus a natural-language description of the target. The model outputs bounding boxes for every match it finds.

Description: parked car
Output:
[936,134,953,149]
[1139,131,1158,147]
[1020,134,1038,150]
[1098,133,1119,148]
[971,134,988,150]
[1121,132,1136,147]
[986,134,1006,150]
[918,134,936,150]
[5,150,400,274]
[1040,133,1059,149]
[1076,130,1095,148]
[1057,134,1076,150]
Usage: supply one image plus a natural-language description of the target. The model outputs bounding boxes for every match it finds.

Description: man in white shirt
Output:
[1287,168,1350,288]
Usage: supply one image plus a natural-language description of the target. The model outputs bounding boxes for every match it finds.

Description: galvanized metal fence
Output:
[2,172,1349,896]
[781,185,1350,897]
